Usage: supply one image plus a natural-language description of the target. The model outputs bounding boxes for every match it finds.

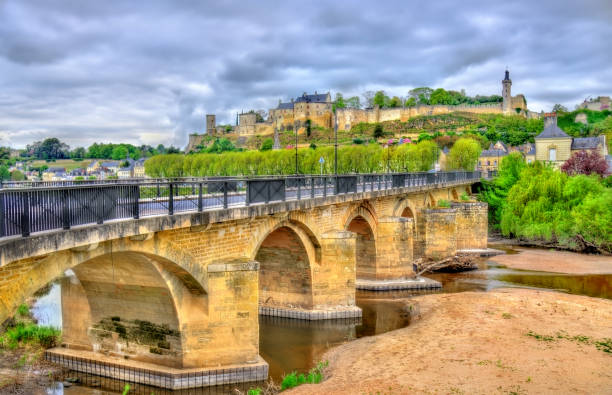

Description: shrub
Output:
[437,199,451,208]
[460,193,470,201]
[281,372,298,390]
[0,323,61,349]
[373,124,384,139]
[259,138,274,151]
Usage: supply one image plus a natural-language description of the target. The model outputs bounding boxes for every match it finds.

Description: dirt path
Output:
[490,248,612,274]
[289,289,612,395]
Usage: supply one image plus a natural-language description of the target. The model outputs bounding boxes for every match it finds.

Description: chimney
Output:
[543,112,557,127]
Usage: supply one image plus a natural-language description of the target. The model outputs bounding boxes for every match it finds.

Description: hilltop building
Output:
[578,96,610,111]
[185,70,533,153]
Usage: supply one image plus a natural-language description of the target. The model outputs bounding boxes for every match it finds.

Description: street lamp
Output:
[294,120,298,175]
[334,112,338,175]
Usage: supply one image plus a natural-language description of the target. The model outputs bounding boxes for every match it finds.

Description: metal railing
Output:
[0,171,487,239]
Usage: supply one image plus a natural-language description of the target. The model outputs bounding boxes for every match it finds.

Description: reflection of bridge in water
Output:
[0,171,491,389]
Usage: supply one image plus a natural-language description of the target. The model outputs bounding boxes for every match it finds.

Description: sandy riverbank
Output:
[289,288,612,395]
[490,247,612,274]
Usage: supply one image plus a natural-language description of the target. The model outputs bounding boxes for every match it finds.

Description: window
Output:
[487,160,490,165]
[494,160,497,165]
[549,148,557,161]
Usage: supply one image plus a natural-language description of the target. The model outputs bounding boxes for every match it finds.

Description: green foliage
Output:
[405,97,416,107]
[122,384,131,394]
[460,193,471,201]
[305,119,312,137]
[247,388,262,395]
[16,304,29,317]
[0,323,61,349]
[10,170,25,181]
[437,199,451,208]
[280,360,327,391]
[495,162,612,253]
[205,138,236,154]
[260,138,274,151]
[373,124,384,139]
[447,138,481,170]
[479,152,526,226]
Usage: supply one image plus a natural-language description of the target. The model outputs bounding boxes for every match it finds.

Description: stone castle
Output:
[186,70,533,152]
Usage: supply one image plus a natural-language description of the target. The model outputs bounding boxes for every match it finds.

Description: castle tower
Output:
[502,70,512,114]
[206,114,216,135]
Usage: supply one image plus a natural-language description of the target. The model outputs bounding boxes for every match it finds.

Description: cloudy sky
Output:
[1,0,611,149]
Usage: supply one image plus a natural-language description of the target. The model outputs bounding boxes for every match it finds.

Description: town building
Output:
[535,113,608,167]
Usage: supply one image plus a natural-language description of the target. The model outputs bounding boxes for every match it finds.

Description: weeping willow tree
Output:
[144,142,438,178]
[497,161,612,253]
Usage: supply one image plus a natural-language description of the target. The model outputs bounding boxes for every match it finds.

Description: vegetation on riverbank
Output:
[0,304,63,390]
[481,153,612,253]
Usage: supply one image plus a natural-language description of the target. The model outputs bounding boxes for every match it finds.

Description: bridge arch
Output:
[344,204,378,280]
[253,221,319,310]
[0,237,206,326]
[61,250,207,368]
[451,188,459,201]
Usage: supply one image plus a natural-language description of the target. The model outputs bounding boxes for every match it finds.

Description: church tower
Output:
[502,69,512,114]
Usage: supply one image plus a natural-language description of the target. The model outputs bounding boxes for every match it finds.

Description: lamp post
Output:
[334,112,338,175]
[294,120,298,175]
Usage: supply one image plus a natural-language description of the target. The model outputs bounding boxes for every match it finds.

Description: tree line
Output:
[144,138,481,178]
[18,138,181,161]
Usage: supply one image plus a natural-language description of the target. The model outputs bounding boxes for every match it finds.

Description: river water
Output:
[33,246,611,394]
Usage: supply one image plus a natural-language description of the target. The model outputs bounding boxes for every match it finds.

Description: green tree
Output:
[388,96,402,108]
[0,165,10,180]
[333,93,346,112]
[345,96,361,109]
[10,170,25,181]
[373,91,387,107]
[405,97,416,107]
[430,88,453,105]
[408,87,433,105]
[305,119,312,137]
[373,124,384,139]
[111,145,129,160]
[447,138,481,170]
[70,147,87,160]
[260,138,274,151]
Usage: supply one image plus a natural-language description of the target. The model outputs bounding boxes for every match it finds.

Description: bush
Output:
[260,138,274,151]
[0,323,61,349]
[460,193,471,201]
[437,199,451,208]
[373,124,384,139]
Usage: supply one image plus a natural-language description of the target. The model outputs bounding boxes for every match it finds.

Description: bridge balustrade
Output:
[0,171,487,238]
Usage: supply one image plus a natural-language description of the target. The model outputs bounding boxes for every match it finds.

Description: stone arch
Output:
[344,204,378,280]
[0,236,205,326]
[61,250,207,368]
[251,219,321,266]
[254,224,314,310]
[426,193,436,208]
[343,202,378,238]
[451,188,459,201]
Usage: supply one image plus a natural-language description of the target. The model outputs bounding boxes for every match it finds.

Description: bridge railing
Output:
[0,171,485,238]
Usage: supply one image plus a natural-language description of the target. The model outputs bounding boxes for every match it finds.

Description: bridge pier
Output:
[257,228,361,320]
[48,254,268,389]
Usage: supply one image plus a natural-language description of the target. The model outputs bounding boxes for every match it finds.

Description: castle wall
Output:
[336,103,504,131]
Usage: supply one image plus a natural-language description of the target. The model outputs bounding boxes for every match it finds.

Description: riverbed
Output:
[23,246,612,394]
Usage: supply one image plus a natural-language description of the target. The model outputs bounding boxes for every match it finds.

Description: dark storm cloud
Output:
[1,0,611,148]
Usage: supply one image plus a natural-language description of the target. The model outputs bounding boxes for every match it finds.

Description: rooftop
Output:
[536,116,570,139]
[571,136,604,150]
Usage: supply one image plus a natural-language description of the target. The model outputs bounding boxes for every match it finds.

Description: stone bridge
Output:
[0,172,488,388]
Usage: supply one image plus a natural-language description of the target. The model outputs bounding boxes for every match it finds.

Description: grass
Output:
[526,330,611,353]
[502,313,513,319]
[0,323,61,349]
[31,159,92,171]
[280,360,328,391]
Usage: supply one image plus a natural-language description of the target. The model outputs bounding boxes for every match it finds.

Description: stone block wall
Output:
[420,208,457,260]
[451,202,488,250]
[373,217,414,279]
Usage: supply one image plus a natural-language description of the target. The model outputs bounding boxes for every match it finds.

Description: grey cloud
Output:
[0,0,611,149]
